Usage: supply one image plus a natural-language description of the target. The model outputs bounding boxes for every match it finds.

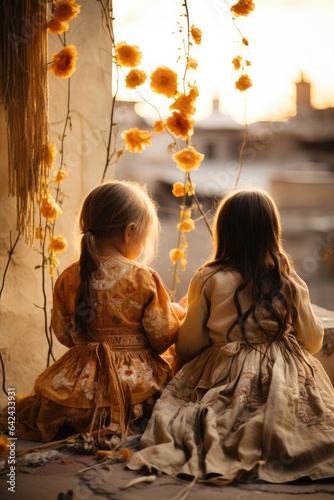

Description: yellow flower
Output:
[117,448,131,462]
[177,219,195,232]
[49,235,68,253]
[35,227,44,240]
[191,25,202,45]
[52,0,81,22]
[170,93,197,118]
[187,57,198,70]
[53,170,69,184]
[242,37,249,46]
[125,69,147,89]
[115,42,142,68]
[172,182,186,197]
[49,45,78,78]
[121,128,152,153]
[230,0,255,17]
[153,120,165,134]
[150,66,178,98]
[232,56,242,70]
[181,257,188,271]
[40,195,62,220]
[166,112,194,140]
[235,74,252,91]
[180,208,192,220]
[246,60,251,67]
[42,143,57,167]
[49,266,56,277]
[172,147,204,172]
[47,18,69,34]
[186,181,196,195]
[169,248,185,263]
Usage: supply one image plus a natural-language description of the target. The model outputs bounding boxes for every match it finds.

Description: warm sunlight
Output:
[113,0,334,123]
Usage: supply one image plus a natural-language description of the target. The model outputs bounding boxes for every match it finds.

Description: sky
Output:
[112,0,334,124]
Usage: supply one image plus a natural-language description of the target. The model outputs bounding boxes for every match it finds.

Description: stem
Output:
[235,92,248,189]
[99,0,118,183]
[0,232,20,299]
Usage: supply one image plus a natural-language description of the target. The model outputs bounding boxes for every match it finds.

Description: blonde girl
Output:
[7,181,181,443]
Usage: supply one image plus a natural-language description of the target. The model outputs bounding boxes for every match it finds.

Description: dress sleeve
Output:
[291,272,324,354]
[141,272,180,353]
[52,269,75,348]
[175,272,211,360]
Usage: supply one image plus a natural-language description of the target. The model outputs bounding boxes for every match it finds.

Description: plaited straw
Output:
[0,0,50,244]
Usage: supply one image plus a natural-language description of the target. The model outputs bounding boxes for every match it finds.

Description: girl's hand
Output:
[171,302,186,320]
[178,295,188,310]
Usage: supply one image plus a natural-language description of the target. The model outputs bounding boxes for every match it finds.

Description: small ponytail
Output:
[75,232,100,341]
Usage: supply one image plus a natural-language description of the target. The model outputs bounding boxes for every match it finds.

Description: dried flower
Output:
[115,42,142,68]
[40,195,62,220]
[235,74,252,91]
[232,56,242,70]
[125,69,147,89]
[172,147,204,172]
[186,181,196,196]
[49,235,68,253]
[230,0,255,17]
[117,448,131,462]
[170,92,197,118]
[42,143,57,167]
[121,128,152,153]
[191,25,202,45]
[49,45,78,78]
[242,37,249,46]
[150,66,178,98]
[177,219,195,232]
[47,18,69,34]
[172,182,186,197]
[169,248,185,263]
[153,120,165,134]
[52,0,81,22]
[166,112,194,140]
[187,57,198,70]
[172,182,196,199]
[53,170,69,184]
[35,227,44,240]
[180,208,192,220]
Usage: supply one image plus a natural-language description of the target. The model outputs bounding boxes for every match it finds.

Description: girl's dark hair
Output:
[203,189,297,343]
[75,180,159,341]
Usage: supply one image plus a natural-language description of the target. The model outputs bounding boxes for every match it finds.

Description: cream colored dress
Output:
[128,267,334,483]
[6,257,180,442]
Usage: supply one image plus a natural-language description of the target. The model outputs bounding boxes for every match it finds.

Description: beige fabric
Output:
[127,267,334,483]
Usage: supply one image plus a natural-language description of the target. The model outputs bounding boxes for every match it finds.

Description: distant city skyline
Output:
[113,0,334,123]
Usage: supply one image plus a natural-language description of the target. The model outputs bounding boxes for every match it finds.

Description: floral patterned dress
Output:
[11,257,180,442]
[128,267,334,483]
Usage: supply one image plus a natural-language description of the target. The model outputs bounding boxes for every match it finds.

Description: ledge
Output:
[312,303,334,384]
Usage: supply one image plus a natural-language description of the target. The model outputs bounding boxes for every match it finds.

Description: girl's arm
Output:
[51,270,75,348]
[142,272,180,353]
[291,273,324,354]
[176,272,211,360]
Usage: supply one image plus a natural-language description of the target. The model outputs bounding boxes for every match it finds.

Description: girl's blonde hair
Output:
[75,180,160,340]
[203,188,297,343]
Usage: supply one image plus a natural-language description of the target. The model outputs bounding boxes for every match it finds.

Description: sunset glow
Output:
[113,0,334,123]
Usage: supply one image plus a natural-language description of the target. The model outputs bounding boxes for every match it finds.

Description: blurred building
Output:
[115,76,334,308]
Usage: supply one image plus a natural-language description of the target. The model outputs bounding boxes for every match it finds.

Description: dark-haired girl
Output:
[128,188,334,483]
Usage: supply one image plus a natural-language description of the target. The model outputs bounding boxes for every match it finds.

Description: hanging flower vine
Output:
[228,0,254,188]
[34,0,80,365]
